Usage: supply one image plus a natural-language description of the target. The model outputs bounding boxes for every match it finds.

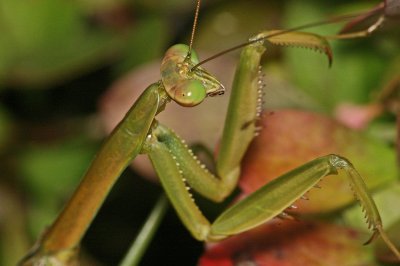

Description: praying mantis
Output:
[20,0,400,265]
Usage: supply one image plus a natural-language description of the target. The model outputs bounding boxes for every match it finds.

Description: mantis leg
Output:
[216,30,333,193]
[328,15,386,40]
[20,82,168,265]
[145,122,394,250]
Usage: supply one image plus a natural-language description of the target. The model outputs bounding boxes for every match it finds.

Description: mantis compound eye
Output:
[161,43,224,106]
[173,79,206,107]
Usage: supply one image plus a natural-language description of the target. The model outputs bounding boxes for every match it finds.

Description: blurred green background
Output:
[0,0,399,265]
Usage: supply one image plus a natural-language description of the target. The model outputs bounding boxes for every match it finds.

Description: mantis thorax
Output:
[160,44,224,107]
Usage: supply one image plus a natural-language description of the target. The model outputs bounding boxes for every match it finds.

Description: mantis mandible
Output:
[20,1,400,264]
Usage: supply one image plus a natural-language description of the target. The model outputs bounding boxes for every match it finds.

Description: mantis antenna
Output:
[188,0,201,56]
[191,8,384,70]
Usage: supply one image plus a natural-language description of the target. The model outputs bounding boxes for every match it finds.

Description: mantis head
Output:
[161,44,225,107]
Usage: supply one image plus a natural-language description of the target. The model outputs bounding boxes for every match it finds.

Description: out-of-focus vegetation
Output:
[0,0,399,265]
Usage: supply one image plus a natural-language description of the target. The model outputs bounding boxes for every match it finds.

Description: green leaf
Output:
[18,138,97,235]
[0,0,123,87]
[283,0,399,111]
[19,139,96,202]
[116,17,169,73]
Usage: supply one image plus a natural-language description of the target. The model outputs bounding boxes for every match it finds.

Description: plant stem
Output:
[119,194,169,266]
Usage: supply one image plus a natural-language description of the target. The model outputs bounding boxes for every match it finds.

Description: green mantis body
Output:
[20,5,400,265]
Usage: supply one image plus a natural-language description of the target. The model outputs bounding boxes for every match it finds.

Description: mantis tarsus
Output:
[20,1,400,264]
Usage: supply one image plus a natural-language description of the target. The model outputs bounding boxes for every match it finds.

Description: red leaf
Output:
[199,220,372,266]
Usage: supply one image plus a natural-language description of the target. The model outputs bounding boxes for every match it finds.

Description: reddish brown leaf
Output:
[199,220,372,266]
[239,110,396,213]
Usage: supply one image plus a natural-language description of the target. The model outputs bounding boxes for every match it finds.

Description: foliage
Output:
[0,0,399,265]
